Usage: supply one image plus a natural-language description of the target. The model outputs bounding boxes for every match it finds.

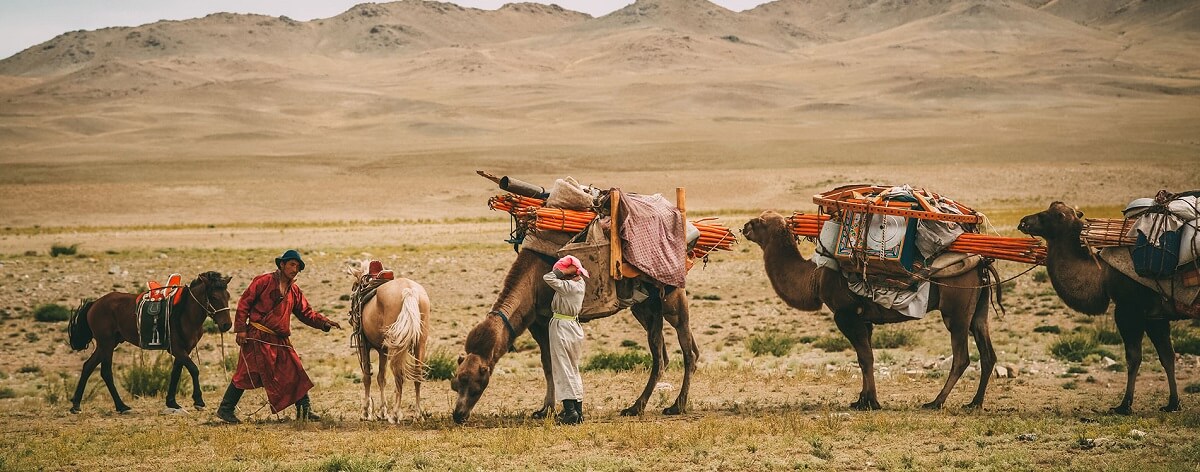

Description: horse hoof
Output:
[619,406,642,417]
[921,402,943,410]
[69,406,81,414]
[1160,404,1181,413]
[1109,405,1133,415]
[162,407,188,415]
[849,401,879,411]
[117,408,134,415]
[663,405,683,416]
[530,408,550,420]
[962,402,983,410]
[194,403,206,411]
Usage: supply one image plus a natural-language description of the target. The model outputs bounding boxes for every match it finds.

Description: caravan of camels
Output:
[64,174,1199,426]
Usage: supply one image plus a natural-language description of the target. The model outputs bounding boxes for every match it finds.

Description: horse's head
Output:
[194,271,233,332]
[451,350,492,424]
[741,210,787,247]
[1018,202,1083,239]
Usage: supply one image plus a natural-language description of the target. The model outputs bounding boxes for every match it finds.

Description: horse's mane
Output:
[193,271,229,290]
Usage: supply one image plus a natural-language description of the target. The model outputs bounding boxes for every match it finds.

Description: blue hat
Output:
[275,249,306,271]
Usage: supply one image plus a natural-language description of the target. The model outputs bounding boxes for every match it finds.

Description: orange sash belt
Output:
[249,321,292,347]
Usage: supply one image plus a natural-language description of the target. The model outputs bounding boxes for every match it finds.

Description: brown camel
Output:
[451,249,698,424]
[743,211,997,410]
[1019,202,1182,414]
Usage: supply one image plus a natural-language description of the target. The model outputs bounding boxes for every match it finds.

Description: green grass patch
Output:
[872,329,916,349]
[583,350,652,372]
[1172,327,1200,356]
[1033,325,1061,334]
[49,243,79,257]
[33,304,71,322]
[121,355,190,398]
[0,387,16,399]
[745,331,797,357]
[316,454,395,472]
[1050,333,1106,362]
[425,350,456,381]
[812,335,852,352]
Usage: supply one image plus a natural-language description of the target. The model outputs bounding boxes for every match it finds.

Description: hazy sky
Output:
[0,0,774,60]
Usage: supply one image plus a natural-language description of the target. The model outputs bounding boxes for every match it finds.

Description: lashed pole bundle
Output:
[1081,218,1138,248]
[489,193,736,257]
[787,212,1047,265]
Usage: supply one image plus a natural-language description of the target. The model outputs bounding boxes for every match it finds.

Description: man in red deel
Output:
[216,249,342,424]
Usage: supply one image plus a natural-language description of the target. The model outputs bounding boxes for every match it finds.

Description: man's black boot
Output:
[557,400,581,425]
[575,400,584,423]
[216,383,243,424]
[296,395,321,421]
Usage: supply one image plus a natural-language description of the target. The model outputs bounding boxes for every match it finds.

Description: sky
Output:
[0,0,774,60]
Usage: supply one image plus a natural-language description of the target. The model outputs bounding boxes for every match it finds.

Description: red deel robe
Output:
[232,271,333,412]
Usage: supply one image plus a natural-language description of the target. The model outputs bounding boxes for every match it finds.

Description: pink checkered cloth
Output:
[618,192,687,288]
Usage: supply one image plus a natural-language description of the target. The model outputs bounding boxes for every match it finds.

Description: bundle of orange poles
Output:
[787,212,1047,265]
[691,218,737,258]
[489,193,735,257]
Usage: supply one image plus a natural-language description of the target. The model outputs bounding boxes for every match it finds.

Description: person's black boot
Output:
[556,400,581,425]
[216,383,243,424]
[575,400,584,424]
[296,395,321,421]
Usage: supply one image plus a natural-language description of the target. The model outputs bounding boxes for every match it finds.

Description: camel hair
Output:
[1019,201,1183,414]
[743,210,998,410]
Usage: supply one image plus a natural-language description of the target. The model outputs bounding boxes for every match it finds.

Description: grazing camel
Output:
[1019,202,1183,414]
[450,249,698,424]
[743,211,998,410]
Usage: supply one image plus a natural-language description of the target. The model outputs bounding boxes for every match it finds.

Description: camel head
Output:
[450,350,492,424]
[741,210,789,247]
[1018,202,1084,239]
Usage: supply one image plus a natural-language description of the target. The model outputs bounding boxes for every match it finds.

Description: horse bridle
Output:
[187,279,231,320]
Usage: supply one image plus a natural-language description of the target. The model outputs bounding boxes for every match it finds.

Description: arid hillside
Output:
[0,0,1197,228]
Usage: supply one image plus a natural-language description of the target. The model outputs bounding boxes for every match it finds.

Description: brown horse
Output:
[347,263,431,422]
[67,271,233,414]
[451,249,698,424]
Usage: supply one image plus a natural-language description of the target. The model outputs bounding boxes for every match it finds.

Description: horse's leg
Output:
[70,347,105,414]
[663,298,698,415]
[165,356,186,411]
[529,320,555,419]
[358,344,373,420]
[965,287,996,409]
[182,355,205,410]
[622,303,665,417]
[413,337,426,419]
[1112,304,1145,415]
[833,310,879,410]
[377,348,390,421]
[99,346,131,413]
[1145,318,1180,412]
[925,307,971,410]
[390,356,405,424]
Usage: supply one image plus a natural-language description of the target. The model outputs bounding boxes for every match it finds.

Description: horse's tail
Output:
[384,288,427,383]
[68,299,95,351]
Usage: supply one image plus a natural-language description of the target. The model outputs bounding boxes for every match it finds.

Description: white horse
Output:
[347,262,431,422]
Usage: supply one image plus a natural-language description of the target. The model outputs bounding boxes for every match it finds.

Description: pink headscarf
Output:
[553,255,590,279]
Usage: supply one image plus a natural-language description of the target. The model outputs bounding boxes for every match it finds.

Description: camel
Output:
[743,211,997,410]
[1019,202,1182,414]
[450,249,698,424]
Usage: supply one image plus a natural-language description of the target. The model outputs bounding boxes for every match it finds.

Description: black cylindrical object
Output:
[500,176,546,199]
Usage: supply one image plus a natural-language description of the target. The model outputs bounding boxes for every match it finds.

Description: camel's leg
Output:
[926,308,972,410]
[529,320,555,419]
[99,346,131,413]
[1145,318,1180,412]
[1112,305,1145,415]
[965,287,996,409]
[833,310,879,410]
[663,295,698,415]
[358,345,373,420]
[623,302,666,417]
[70,347,105,413]
[166,356,186,410]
